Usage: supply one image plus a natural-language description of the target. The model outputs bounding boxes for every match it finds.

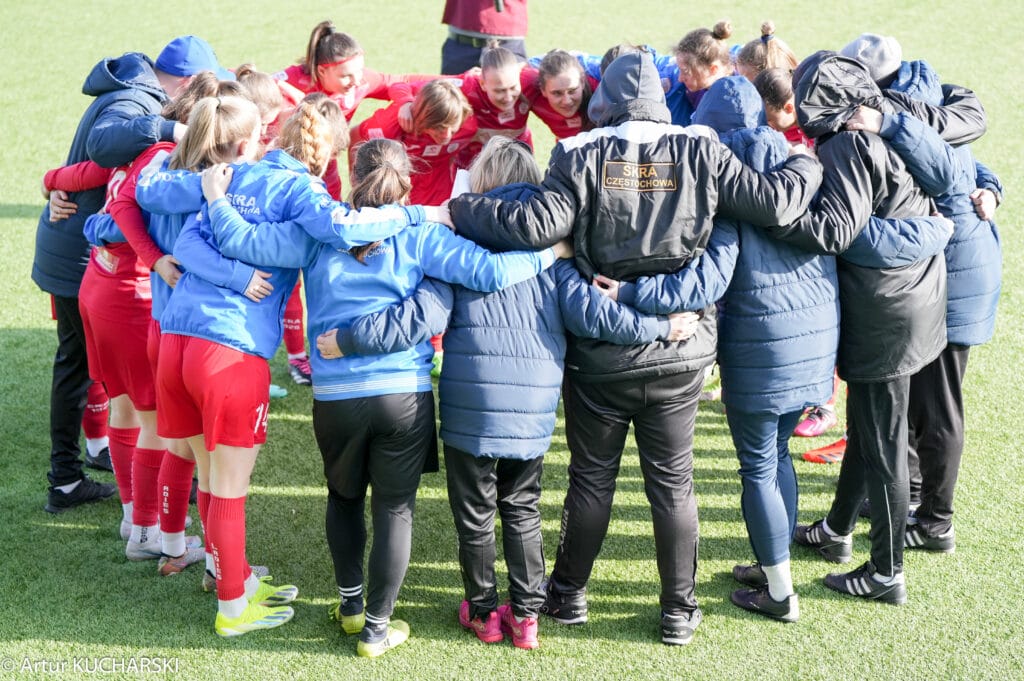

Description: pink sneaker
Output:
[793,406,838,438]
[498,604,539,650]
[459,600,503,643]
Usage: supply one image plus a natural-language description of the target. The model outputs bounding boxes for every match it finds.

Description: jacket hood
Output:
[82,52,166,101]
[719,127,789,174]
[793,50,889,140]
[691,76,763,134]
[889,59,943,106]
[587,51,670,127]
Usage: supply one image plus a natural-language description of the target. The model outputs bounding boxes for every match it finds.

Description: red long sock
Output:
[158,452,195,533]
[198,489,212,553]
[107,426,139,504]
[81,382,109,439]
[132,448,165,527]
[207,495,248,601]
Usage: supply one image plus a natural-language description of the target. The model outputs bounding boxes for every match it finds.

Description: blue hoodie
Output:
[33,53,173,297]
[156,149,425,359]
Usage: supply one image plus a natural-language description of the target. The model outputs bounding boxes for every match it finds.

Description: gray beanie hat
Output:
[839,33,903,82]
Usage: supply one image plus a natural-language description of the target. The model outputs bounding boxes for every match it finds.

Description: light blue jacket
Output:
[158,149,423,359]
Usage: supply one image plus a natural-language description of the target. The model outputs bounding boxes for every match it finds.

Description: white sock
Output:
[821,518,847,539]
[243,572,261,599]
[121,502,133,523]
[287,352,307,361]
[219,595,248,619]
[762,560,794,601]
[56,480,81,494]
[162,531,186,558]
[205,553,215,574]
[129,524,159,544]
[86,437,109,457]
[871,570,903,585]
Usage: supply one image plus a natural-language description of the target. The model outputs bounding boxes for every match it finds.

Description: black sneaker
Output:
[45,475,116,513]
[660,609,702,645]
[732,562,768,588]
[288,357,312,386]
[730,586,799,622]
[539,579,588,625]
[794,519,853,563]
[84,446,113,472]
[823,561,906,605]
[905,523,955,553]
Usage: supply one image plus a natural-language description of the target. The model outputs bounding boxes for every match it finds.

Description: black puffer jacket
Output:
[769,52,955,382]
[450,50,822,381]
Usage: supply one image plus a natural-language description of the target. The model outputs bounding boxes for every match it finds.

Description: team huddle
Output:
[34,11,1002,658]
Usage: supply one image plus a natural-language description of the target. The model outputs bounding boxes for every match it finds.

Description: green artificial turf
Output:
[0,1,1021,679]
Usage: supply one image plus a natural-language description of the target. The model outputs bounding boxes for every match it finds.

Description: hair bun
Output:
[761,20,775,37]
[713,19,732,40]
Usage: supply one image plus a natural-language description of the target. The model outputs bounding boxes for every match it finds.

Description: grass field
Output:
[1,1,1022,679]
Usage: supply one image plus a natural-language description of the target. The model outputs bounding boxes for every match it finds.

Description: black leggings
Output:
[313,391,436,621]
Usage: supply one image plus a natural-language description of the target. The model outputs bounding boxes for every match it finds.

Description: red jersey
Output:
[358,102,479,206]
[521,67,598,140]
[276,64,422,121]
[109,142,177,269]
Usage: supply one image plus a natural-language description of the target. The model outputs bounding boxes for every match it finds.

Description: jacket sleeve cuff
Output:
[656,316,672,339]
[336,327,359,358]
[617,281,637,306]
[159,118,177,142]
[403,205,426,225]
[877,112,901,140]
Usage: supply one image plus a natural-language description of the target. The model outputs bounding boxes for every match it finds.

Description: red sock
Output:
[81,382,109,439]
[282,280,306,356]
[132,448,165,527]
[207,495,248,600]
[107,426,139,504]
[157,451,195,533]
[197,489,212,550]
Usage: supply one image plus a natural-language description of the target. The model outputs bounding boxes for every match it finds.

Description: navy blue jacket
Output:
[33,53,173,297]
[339,183,672,459]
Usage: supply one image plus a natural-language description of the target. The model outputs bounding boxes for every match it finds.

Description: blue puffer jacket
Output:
[691,77,839,414]
[332,183,672,459]
[33,53,173,297]
[887,61,1002,346]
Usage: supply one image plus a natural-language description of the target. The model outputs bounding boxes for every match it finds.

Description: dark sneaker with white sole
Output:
[731,587,799,622]
[905,523,955,553]
[661,609,702,645]
[794,519,853,563]
[823,561,906,605]
[45,475,116,513]
[539,579,588,625]
[732,562,768,588]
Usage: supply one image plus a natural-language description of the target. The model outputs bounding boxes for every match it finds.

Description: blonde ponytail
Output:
[169,96,260,171]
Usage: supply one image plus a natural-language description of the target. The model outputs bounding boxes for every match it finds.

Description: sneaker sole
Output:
[540,612,587,625]
[661,632,696,645]
[216,607,295,637]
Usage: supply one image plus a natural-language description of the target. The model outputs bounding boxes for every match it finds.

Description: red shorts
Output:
[156,334,270,451]
[147,318,162,378]
[78,301,156,410]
